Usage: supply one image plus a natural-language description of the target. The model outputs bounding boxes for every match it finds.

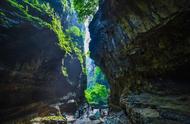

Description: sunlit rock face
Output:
[0,0,86,122]
[89,0,190,123]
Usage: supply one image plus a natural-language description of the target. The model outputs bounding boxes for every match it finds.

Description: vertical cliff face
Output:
[0,0,86,121]
[89,0,190,123]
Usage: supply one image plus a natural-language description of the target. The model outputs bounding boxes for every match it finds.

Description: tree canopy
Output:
[85,83,110,105]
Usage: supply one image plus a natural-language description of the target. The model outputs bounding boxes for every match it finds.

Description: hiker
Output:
[78,108,82,118]
[91,106,94,112]
[108,106,110,116]
[62,112,67,121]
[99,108,102,116]
[86,108,89,117]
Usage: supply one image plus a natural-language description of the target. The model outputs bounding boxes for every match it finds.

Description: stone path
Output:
[70,108,128,124]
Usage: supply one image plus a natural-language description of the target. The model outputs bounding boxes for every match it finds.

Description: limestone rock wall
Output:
[89,0,190,123]
[0,0,86,122]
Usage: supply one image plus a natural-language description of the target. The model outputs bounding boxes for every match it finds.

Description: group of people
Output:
[77,103,109,119]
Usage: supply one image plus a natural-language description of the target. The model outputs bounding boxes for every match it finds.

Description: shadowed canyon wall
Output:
[0,0,86,122]
[89,0,190,123]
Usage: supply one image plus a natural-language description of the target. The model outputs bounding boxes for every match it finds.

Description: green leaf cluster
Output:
[62,66,68,77]
[94,66,101,76]
[66,26,82,37]
[72,0,99,21]
[85,83,109,105]
[93,66,107,83]
[60,0,69,11]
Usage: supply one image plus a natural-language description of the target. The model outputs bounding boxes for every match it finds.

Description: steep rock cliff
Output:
[89,0,190,123]
[0,0,86,122]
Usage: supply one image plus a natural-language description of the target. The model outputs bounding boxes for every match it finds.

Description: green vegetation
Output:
[66,26,82,37]
[6,0,86,76]
[72,0,99,21]
[94,66,101,76]
[0,11,5,16]
[60,0,69,11]
[86,51,91,57]
[93,66,107,83]
[7,0,51,27]
[85,83,110,105]
[62,66,68,77]
[61,0,75,12]
[31,116,66,122]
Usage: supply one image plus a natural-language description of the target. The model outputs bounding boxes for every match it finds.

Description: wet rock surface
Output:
[121,93,190,124]
[104,111,129,124]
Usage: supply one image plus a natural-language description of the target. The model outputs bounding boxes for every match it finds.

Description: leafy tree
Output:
[72,0,99,21]
[85,83,109,105]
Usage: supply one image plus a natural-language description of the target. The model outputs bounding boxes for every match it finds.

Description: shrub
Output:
[85,83,109,105]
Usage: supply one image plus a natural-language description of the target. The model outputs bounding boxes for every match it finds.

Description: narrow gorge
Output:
[0,0,190,124]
